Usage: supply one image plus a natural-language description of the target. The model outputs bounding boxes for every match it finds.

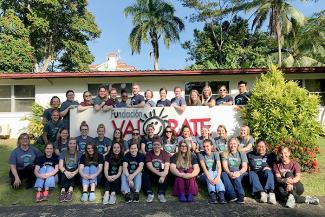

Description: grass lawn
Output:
[0,137,324,206]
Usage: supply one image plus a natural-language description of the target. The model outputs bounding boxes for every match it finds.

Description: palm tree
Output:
[124,0,185,70]
[229,0,305,67]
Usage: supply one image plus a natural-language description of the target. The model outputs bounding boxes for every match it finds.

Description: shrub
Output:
[241,65,322,172]
[22,103,45,141]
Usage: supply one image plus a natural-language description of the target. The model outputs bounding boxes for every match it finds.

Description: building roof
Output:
[0,67,324,79]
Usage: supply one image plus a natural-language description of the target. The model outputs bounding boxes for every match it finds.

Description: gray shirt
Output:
[198,151,220,171]
[221,151,248,172]
[8,146,42,170]
[171,97,186,106]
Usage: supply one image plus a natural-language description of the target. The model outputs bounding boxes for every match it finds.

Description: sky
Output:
[87,0,325,70]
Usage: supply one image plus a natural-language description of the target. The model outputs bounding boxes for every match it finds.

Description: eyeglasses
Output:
[219,89,226,92]
[132,133,139,136]
[180,145,188,148]
[81,128,88,131]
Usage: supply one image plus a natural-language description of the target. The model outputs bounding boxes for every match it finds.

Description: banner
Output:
[70,106,243,139]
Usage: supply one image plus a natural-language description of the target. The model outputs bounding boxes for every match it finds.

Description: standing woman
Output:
[170,140,200,202]
[54,128,69,156]
[102,142,123,205]
[94,124,112,156]
[176,125,198,153]
[196,127,214,153]
[42,109,64,145]
[79,143,104,202]
[161,126,178,156]
[216,86,233,105]
[247,140,277,204]
[144,89,156,107]
[199,139,226,204]
[237,125,254,153]
[156,88,171,107]
[273,146,319,208]
[122,143,145,203]
[58,138,81,203]
[141,124,156,155]
[214,125,228,153]
[221,137,248,203]
[78,91,94,112]
[34,143,59,202]
[76,121,94,153]
[201,85,216,107]
[112,128,128,152]
[42,96,61,124]
[60,90,79,130]
[188,89,202,106]
[8,133,42,189]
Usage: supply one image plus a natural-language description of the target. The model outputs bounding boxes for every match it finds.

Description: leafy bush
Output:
[22,103,45,141]
[241,65,322,172]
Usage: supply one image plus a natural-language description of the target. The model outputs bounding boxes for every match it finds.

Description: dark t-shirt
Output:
[116,101,128,108]
[8,146,42,170]
[235,92,250,106]
[141,136,154,152]
[146,150,170,172]
[80,154,104,167]
[43,108,62,122]
[273,160,301,178]
[171,97,186,106]
[60,100,79,128]
[94,137,112,155]
[35,155,59,168]
[170,154,198,170]
[198,151,220,171]
[202,96,216,105]
[43,120,64,143]
[216,95,233,105]
[59,150,82,171]
[128,138,142,150]
[105,98,118,107]
[221,151,248,172]
[105,155,123,176]
[247,151,277,171]
[156,99,171,107]
[131,94,145,106]
[54,141,68,153]
[123,152,145,174]
[76,136,94,153]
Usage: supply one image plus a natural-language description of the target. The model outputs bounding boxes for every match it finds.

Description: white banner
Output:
[70,106,243,139]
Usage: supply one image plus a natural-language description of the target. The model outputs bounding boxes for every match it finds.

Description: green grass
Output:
[0,138,324,206]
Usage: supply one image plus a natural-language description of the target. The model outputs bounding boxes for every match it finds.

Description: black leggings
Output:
[9,165,35,188]
[275,172,305,203]
[142,170,168,195]
[105,177,120,193]
[60,172,78,190]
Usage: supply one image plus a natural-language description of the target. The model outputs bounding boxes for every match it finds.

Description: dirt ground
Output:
[0,197,324,217]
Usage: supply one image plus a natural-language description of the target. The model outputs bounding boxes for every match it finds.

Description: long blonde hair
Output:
[176,140,193,169]
[188,89,201,106]
[223,137,240,158]
[240,125,251,143]
[201,85,213,103]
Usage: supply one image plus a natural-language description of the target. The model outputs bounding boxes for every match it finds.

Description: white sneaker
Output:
[158,194,166,203]
[102,192,109,205]
[260,192,267,203]
[108,194,116,205]
[268,192,277,205]
[286,194,296,208]
[305,196,320,205]
[146,194,154,203]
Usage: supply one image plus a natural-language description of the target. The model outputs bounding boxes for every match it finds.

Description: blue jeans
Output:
[221,171,246,200]
[248,170,275,195]
[81,165,98,186]
[34,166,57,189]
[202,170,225,193]
[121,173,142,193]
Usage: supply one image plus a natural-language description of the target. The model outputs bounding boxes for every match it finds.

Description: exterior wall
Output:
[0,73,324,138]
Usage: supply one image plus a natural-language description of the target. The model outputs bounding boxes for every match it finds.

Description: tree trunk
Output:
[275,13,282,67]
[150,31,159,70]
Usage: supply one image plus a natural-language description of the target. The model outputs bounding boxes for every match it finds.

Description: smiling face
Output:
[114,129,122,140]
[51,110,60,122]
[51,97,60,109]
[256,141,267,156]
[280,147,291,163]
[165,127,173,139]
[146,126,155,138]
[160,89,167,100]
[60,129,69,140]
[80,126,89,136]
[217,126,226,138]
[238,83,247,94]
[182,127,191,138]
[219,86,227,98]
[190,91,199,102]
[179,142,188,154]
[19,134,30,147]
[86,144,95,155]
[98,87,107,98]
[110,89,117,99]
[132,84,140,95]
[145,91,153,100]
[203,86,211,97]
[97,127,105,138]
[112,143,121,155]
[240,126,248,138]
[129,144,138,157]
[203,141,212,154]
[44,144,54,157]
[174,88,181,97]
[132,129,140,139]
[66,91,75,101]
[153,142,161,153]
[201,127,209,138]
[83,91,92,101]
[68,139,77,152]
[228,138,239,153]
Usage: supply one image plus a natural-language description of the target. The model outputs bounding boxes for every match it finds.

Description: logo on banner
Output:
[140,108,168,136]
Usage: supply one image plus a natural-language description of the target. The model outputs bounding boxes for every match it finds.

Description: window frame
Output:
[0,85,35,112]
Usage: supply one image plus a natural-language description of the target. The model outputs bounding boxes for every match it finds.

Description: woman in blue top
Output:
[94,124,112,156]
[76,121,94,153]
[54,128,69,156]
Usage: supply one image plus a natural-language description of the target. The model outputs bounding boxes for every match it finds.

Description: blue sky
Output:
[87,0,324,70]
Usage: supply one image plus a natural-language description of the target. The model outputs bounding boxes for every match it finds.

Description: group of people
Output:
[7,81,320,208]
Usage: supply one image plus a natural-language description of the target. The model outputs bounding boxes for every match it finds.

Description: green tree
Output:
[0,0,101,72]
[124,0,185,70]
[182,16,274,69]
[0,10,34,72]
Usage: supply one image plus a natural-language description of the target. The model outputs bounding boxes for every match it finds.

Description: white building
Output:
[0,67,324,138]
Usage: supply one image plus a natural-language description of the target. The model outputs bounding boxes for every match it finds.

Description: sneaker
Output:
[187,193,194,202]
[89,192,96,202]
[260,192,268,203]
[65,191,73,202]
[42,190,49,201]
[218,191,227,204]
[125,193,132,203]
[81,192,89,202]
[237,196,245,204]
[102,192,110,205]
[59,192,66,203]
[229,197,238,203]
[158,194,167,203]
[133,192,140,203]
[178,194,187,202]
[286,194,295,208]
[36,191,43,202]
[268,192,277,205]
[108,194,117,205]
[208,192,217,204]
[146,194,154,203]
[305,196,320,205]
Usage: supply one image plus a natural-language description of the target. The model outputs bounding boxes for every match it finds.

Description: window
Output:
[185,81,230,104]
[0,85,35,112]
[88,83,132,98]
[305,79,325,106]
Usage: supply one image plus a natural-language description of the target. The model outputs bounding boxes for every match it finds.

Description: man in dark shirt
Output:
[129,84,145,108]
[235,81,250,106]
[103,88,119,111]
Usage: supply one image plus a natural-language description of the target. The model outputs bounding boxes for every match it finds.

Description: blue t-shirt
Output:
[94,137,112,154]
[131,94,145,106]
[123,152,145,174]
[76,136,94,153]
[198,151,220,171]
[60,100,78,128]
[54,140,68,153]
[59,150,82,171]
[141,136,154,152]
[247,151,276,171]
[8,146,42,170]
[171,97,186,106]
[216,96,233,105]
[156,99,171,107]
[43,120,64,143]
[43,108,62,122]
[93,96,106,105]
